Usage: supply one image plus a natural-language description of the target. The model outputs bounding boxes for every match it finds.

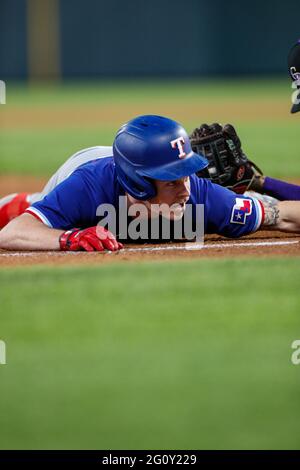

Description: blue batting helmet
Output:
[113,115,208,200]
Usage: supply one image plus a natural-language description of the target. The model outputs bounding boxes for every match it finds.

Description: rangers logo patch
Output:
[230,198,252,224]
[170,136,186,159]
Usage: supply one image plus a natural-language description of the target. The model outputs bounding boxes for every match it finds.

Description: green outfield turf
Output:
[1,258,300,449]
[3,78,293,106]
[1,79,299,178]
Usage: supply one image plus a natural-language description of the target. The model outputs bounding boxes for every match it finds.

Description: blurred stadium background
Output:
[1,0,300,450]
[1,0,300,179]
[1,0,300,79]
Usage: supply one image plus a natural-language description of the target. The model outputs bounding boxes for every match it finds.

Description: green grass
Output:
[1,79,299,178]
[1,258,300,449]
[3,78,292,107]
[1,122,299,178]
[0,128,113,176]
[236,122,300,177]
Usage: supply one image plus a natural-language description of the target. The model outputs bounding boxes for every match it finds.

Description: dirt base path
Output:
[0,99,292,130]
[1,175,300,267]
[1,232,299,267]
[0,175,47,198]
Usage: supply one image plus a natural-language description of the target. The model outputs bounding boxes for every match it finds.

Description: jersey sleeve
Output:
[204,181,264,237]
[25,169,98,230]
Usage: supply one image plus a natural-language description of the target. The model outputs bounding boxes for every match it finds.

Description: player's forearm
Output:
[275,201,300,232]
[261,200,300,233]
[0,214,63,250]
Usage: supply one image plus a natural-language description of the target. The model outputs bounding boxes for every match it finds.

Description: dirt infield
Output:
[0,175,47,198]
[0,98,293,130]
[1,175,300,267]
[1,232,299,267]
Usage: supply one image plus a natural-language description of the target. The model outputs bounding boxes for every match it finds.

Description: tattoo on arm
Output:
[262,199,280,227]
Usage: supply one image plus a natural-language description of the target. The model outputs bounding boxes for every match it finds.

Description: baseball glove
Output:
[189,123,263,194]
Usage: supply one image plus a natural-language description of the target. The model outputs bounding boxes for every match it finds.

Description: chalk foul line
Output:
[0,239,299,257]
[122,239,300,253]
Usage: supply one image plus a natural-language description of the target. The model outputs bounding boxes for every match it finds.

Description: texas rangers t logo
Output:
[170,136,186,159]
[230,198,252,224]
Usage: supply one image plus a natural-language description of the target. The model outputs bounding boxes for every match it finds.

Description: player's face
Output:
[148,176,191,220]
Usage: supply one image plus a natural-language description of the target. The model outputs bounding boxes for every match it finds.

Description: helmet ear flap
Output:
[116,165,156,200]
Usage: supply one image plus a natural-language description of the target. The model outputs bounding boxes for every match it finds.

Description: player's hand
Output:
[59,226,123,252]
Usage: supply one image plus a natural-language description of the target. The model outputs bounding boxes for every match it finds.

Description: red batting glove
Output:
[59,226,123,252]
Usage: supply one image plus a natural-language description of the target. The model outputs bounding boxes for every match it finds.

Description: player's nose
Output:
[177,179,190,200]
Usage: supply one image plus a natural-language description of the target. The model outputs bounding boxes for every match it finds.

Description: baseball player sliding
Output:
[0,114,300,252]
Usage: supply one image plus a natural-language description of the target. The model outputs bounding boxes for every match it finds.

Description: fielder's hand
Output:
[59,226,123,252]
[190,123,264,194]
